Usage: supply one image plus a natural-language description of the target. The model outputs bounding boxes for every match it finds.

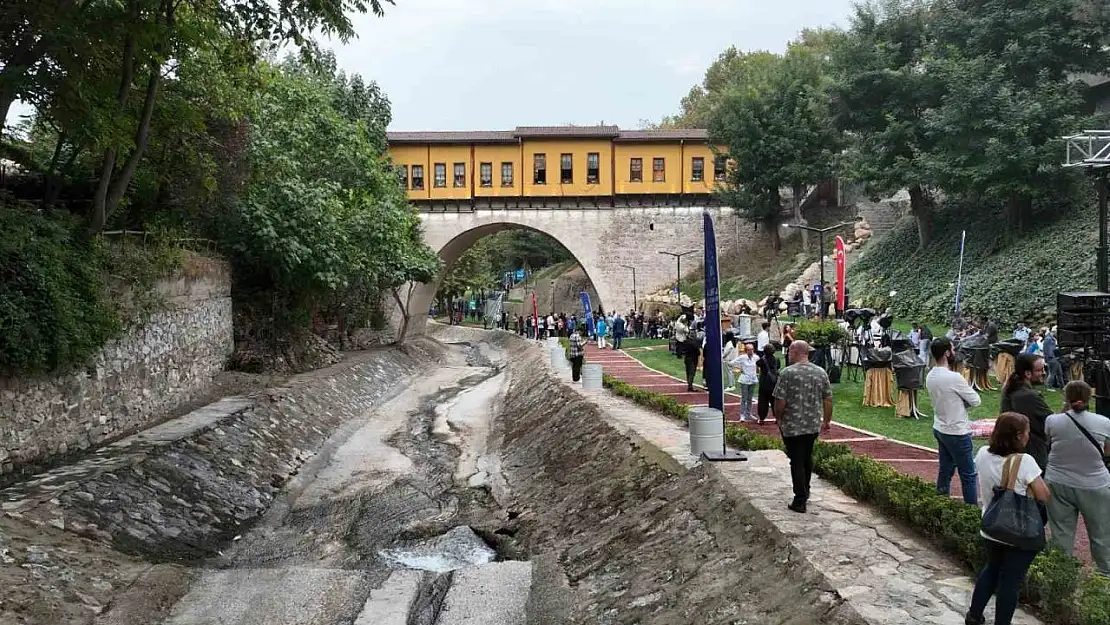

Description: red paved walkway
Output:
[585,343,1095,563]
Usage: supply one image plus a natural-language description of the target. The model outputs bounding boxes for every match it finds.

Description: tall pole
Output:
[818,234,826,318]
[1099,174,1109,293]
[658,250,698,305]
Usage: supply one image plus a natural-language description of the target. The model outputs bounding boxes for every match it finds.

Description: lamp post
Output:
[658,250,698,305]
[783,221,860,318]
[620,264,637,311]
[549,279,556,315]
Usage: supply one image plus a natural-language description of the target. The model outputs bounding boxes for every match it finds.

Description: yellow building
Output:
[387,126,726,208]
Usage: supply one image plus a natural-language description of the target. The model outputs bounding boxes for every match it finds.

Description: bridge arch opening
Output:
[406,222,614,337]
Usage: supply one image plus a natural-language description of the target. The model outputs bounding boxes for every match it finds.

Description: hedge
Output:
[600,374,1110,625]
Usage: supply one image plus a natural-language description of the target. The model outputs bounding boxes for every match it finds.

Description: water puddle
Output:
[378,525,497,573]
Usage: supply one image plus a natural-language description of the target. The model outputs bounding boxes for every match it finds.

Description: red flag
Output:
[531,291,538,336]
[835,235,846,311]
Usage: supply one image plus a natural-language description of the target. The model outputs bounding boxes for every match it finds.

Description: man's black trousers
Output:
[783,432,818,504]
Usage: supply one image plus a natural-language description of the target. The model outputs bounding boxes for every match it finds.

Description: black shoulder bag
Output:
[1064,411,1110,471]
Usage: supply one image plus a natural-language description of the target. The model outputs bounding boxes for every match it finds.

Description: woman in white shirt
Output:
[729,343,759,423]
[721,334,739,391]
[1045,380,1110,576]
[966,412,1050,625]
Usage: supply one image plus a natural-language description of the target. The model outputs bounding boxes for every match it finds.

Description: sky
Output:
[4,0,858,134]
[329,0,858,131]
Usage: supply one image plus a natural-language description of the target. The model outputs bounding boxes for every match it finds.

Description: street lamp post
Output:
[550,280,556,315]
[783,221,860,318]
[620,264,637,311]
[658,250,698,305]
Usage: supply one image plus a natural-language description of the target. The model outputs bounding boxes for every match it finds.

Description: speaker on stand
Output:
[1057,291,1110,415]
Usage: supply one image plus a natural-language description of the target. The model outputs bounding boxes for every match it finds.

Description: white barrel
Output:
[689,407,724,456]
[582,364,603,389]
[735,314,752,337]
[549,346,569,370]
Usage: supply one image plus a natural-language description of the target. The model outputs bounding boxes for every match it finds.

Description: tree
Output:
[828,0,943,249]
[709,45,841,250]
[921,0,1110,230]
[662,48,780,129]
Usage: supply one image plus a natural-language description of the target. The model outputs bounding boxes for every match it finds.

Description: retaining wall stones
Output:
[0,264,235,475]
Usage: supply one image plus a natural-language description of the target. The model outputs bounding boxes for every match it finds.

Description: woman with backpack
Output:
[1045,380,1110,576]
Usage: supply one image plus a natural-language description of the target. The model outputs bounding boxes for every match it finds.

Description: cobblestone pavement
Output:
[583,343,1095,565]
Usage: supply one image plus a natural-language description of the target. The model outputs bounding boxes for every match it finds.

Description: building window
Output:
[691,157,704,182]
[587,152,600,184]
[479,162,493,187]
[652,157,665,182]
[501,162,514,187]
[412,165,424,190]
[433,163,446,188]
[560,153,573,184]
[453,162,466,188]
[714,155,727,181]
[400,164,409,189]
[630,158,643,182]
[533,153,546,184]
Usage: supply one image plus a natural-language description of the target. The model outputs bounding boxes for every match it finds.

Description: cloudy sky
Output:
[330,0,857,131]
[4,0,858,133]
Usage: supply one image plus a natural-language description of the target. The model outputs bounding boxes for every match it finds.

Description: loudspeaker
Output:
[1058,292,1110,312]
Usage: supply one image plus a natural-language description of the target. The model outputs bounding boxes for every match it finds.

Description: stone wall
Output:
[0,262,234,475]
[411,207,772,336]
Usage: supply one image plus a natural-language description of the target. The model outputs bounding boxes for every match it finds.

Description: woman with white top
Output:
[966,412,1050,625]
[1045,380,1110,576]
[730,343,759,423]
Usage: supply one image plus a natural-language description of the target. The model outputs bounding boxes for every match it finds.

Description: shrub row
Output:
[599,373,1110,625]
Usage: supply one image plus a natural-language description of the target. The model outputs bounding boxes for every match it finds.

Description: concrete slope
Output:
[437,561,534,625]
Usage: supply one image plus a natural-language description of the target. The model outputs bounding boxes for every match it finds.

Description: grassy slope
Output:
[627,346,1008,449]
[848,197,1097,326]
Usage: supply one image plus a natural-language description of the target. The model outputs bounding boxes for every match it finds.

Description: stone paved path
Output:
[584,343,1096,564]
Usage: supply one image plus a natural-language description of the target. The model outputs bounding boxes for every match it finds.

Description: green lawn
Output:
[625,347,1017,450]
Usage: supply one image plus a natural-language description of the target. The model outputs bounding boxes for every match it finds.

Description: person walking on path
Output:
[1000,354,1052,471]
[611,313,626,351]
[683,323,704,393]
[757,343,780,424]
[926,337,982,505]
[966,412,1050,625]
[731,343,759,423]
[595,316,609,349]
[773,341,833,514]
[721,334,739,391]
[567,326,587,382]
[1045,380,1110,575]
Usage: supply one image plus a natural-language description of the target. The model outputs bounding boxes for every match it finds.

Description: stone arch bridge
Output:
[402,206,753,337]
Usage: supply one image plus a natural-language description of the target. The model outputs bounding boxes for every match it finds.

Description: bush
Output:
[600,375,1108,625]
[0,206,121,376]
[793,318,847,347]
[849,196,1096,326]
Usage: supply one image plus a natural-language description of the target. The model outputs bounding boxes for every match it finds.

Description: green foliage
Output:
[227,57,438,339]
[793,319,848,347]
[849,196,1096,325]
[601,368,1107,624]
[0,204,119,375]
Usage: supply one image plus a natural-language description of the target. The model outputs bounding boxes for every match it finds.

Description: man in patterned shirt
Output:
[567,327,587,382]
[773,340,833,513]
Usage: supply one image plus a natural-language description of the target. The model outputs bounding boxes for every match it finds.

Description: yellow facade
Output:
[473,144,522,198]
[520,139,613,197]
[613,142,683,195]
[390,144,430,201]
[386,127,721,202]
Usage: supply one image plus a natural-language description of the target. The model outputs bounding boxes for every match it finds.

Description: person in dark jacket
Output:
[757,343,781,424]
[611,313,627,350]
[683,324,703,392]
[1000,353,1052,470]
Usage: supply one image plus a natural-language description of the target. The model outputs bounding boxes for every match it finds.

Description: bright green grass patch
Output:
[625,348,1011,450]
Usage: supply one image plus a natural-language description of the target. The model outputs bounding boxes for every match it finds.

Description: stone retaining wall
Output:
[0,263,235,475]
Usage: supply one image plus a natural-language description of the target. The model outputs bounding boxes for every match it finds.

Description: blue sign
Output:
[580,291,594,335]
[703,211,723,411]
[515,269,526,281]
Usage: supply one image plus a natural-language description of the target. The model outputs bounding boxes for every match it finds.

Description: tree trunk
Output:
[908,184,933,250]
[792,183,809,249]
[392,286,412,344]
[1006,193,1031,232]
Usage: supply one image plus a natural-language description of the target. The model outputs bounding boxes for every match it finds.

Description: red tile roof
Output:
[512,125,620,138]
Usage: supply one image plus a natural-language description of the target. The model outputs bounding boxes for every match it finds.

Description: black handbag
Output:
[981,454,1047,551]
[1064,411,1110,471]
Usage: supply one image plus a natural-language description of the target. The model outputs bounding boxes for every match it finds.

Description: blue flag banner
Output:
[703,211,724,411]
[580,291,594,335]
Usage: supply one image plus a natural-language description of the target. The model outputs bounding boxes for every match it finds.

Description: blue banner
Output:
[703,211,724,411]
[515,268,525,281]
[580,291,595,335]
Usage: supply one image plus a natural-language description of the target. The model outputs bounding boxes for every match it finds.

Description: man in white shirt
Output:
[925,337,982,504]
[757,322,770,352]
